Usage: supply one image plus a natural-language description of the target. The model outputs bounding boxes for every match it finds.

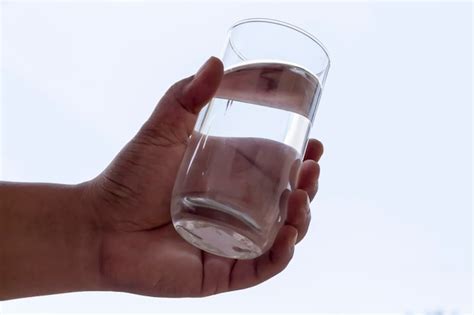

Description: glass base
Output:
[172,196,265,259]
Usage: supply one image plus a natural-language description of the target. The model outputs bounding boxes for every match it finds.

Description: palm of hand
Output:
[86,57,322,297]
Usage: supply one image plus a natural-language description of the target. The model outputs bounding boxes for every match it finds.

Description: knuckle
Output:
[136,124,189,148]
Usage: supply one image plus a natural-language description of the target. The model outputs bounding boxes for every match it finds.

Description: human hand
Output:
[83,57,324,297]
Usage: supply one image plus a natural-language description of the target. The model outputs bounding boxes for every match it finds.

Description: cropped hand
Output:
[87,57,323,297]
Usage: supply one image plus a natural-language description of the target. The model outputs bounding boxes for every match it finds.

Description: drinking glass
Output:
[171,18,330,259]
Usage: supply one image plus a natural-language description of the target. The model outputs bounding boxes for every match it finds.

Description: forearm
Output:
[0,182,101,300]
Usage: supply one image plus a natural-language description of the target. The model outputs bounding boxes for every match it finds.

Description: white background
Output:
[0,1,472,313]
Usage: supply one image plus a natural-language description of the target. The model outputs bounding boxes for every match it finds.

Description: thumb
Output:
[139,56,224,146]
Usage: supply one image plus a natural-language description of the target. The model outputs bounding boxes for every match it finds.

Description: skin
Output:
[0,57,323,300]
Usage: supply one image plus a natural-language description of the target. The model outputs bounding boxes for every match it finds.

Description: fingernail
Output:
[291,231,298,245]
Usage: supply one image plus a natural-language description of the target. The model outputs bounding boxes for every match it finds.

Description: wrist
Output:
[0,182,103,299]
[69,181,104,292]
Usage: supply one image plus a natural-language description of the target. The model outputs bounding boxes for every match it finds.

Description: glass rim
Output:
[228,18,331,68]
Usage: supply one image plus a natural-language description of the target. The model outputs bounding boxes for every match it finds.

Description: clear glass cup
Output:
[171,18,330,259]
